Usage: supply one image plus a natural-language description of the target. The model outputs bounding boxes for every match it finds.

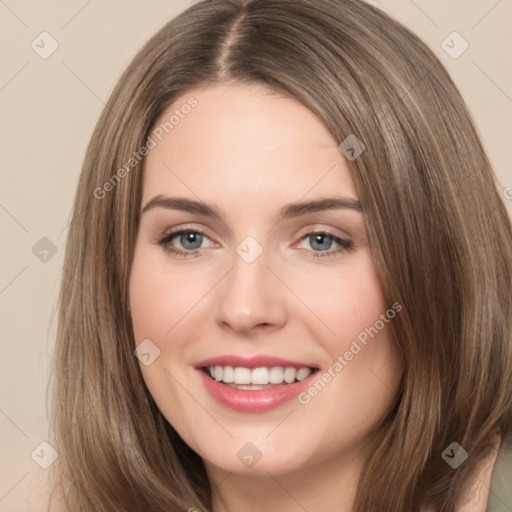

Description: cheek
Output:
[129,249,199,420]
[293,253,401,405]
[291,252,388,351]
[129,249,201,342]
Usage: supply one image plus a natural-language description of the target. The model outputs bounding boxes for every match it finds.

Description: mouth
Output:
[194,356,320,413]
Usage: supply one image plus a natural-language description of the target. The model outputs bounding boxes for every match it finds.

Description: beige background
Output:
[1,0,511,510]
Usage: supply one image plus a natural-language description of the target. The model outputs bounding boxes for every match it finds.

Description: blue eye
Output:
[155,229,353,259]
[172,231,204,251]
[310,233,334,251]
[157,230,210,257]
[301,231,353,258]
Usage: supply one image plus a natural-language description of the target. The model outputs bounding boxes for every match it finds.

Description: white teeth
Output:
[296,367,312,381]
[251,367,270,385]
[233,367,251,384]
[205,365,314,385]
[269,367,284,384]
[284,367,296,383]
[222,366,234,383]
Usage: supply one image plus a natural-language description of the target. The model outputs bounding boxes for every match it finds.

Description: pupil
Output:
[311,234,332,251]
[181,232,202,250]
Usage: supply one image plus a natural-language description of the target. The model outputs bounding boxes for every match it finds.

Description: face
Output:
[129,83,402,480]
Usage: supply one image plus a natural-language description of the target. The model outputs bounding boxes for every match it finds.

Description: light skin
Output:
[128,82,404,511]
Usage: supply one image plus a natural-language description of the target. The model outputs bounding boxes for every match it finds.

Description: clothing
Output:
[487,447,512,511]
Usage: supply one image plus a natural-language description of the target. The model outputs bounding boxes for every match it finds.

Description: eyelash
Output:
[154,227,353,259]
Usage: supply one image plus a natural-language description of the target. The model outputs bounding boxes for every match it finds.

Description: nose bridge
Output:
[215,236,286,332]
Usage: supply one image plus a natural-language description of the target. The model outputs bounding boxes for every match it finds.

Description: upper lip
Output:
[195,355,318,370]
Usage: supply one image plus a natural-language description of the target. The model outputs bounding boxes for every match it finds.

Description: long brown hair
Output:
[48,0,512,510]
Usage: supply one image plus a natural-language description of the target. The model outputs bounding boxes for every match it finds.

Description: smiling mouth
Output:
[202,365,319,389]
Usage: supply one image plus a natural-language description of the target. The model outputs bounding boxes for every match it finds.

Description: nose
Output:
[215,248,287,335]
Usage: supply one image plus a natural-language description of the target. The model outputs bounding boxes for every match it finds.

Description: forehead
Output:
[142,83,358,207]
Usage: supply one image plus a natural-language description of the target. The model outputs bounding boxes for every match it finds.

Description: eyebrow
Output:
[141,195,363,222]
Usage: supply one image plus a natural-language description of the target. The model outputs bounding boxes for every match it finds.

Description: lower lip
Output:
[197,369,317,413]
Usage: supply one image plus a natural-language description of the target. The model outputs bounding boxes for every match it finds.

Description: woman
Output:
[49,0,512,510]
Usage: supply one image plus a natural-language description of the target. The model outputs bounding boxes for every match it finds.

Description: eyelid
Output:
[295,224,352,242]
[153,223,217,243]
[155,223,350,243]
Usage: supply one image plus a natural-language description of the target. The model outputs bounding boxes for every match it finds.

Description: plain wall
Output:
[1,1,511,510]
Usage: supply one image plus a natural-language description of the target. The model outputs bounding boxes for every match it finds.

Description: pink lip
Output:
[197,370,317,413]
[195,355,316,370]
[195,355,318,413]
